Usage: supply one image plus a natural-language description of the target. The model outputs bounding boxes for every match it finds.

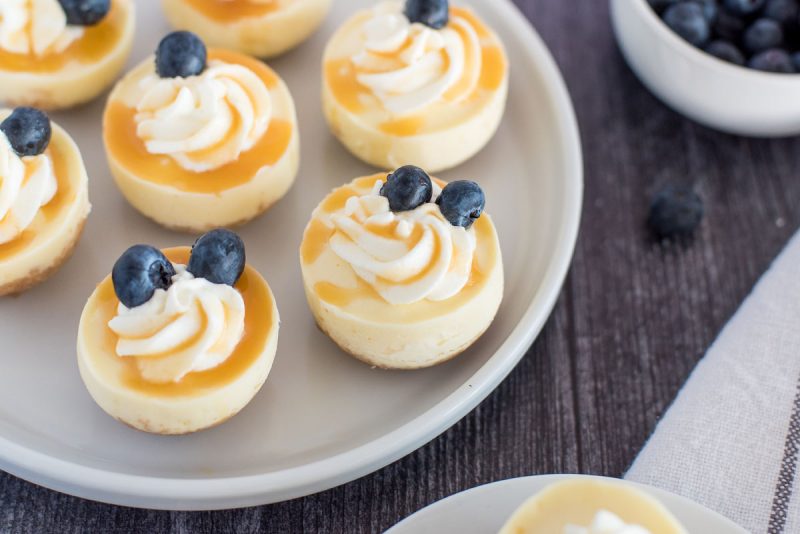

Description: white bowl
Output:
[611,0,800,137]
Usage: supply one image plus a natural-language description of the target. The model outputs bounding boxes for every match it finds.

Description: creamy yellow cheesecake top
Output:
[177,0,285,21]
[324,0,507,137]
[301,172,500,322]
[104,48,293,193]
[0,0,127,73]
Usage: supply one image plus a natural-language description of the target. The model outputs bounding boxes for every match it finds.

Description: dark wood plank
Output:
[4,0,800,532]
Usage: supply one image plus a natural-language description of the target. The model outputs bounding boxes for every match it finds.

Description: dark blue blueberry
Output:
[0,107,51,157]
[722,0,766,15]
[380,165,433,212]
[713,8,747,40]
[696,0,718,22]
[647,0,679,13]
[404,0,449,29]
[764,0,799,24]
[663,2,711,47]
[57,0,110,26]
[187,229,246,287]
[155,31,207,79]
[705,40,746,64]
[648,185,704,239]
[748,48,796,71]
[112,245,176,308]
[436,181,485,229]
[743,18,784,53]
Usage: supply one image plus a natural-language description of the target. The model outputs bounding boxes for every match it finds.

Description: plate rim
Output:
[385,474,749,533]
[0,0,584,510]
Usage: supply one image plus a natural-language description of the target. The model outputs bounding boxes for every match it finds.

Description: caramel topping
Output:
[181,0,280,22]
[324,7,507,137]
[103,49,291,194]
[0,0,126,73]
[0,139,77,261]
[302,177,499,323]
[92,247,274,397]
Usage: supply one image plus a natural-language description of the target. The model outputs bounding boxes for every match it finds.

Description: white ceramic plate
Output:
[0,0,582,510]
[387,475,748,533]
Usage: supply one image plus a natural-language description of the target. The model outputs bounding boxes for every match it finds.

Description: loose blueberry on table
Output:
[0,108,51,157]
[155,31,208,79]
[649,0,800,73]
[112,229,246,309]
[648,184,705,239]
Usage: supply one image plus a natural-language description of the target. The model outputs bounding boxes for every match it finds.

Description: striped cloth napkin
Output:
[625,231,800,534]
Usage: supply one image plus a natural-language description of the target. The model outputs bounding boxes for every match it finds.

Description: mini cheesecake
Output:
[103,32,300,232]
[0,0,135,110]
[162,0,332,58]
[77,231,280,435]
[0,108,90,296]
[322,0,508,173]
[300,166,503,369]
[498,479,689,534]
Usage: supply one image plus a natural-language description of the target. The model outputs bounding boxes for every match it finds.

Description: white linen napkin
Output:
[625,231,800,534]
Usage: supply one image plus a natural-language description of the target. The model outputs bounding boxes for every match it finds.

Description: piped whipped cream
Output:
[350,1,481,116]
[108,265,245,384]
[0,131,57,245]
[327,180,476,305]
[135,59,272,172]
[0,0,84,57]
[564,510,652,534]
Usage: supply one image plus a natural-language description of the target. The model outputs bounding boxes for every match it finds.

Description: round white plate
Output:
[0,0,582,510]
[387,475,748,534]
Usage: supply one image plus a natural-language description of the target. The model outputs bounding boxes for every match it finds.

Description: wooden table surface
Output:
[4,0,800,532]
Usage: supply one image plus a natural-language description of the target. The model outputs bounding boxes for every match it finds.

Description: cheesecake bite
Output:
[77,229,280,435]
[161,0,332,58]
[322,0,508,173]
[0,0,135,110]
[103,31,300,232]
[300,165,503,369]
[498,479,689,534]
[0,107,90,296]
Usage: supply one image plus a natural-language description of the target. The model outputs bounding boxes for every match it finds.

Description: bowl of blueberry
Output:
[611,0,800,136]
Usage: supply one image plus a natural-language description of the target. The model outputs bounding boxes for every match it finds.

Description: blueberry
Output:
[696,0,718,22]
[404,0,449,29]
[791,50,800,70]
[743,18,784,53]
[713,8,747,40]
[436,181,485,229]
[722,0,766,15]
[648,185,704,239]
[112,245,176,308]
[647,0,679,13]
[705,40,746,64]
[0,107,51,157]
[155,31,207,79]
[380,165,433,212]
[663,3,711,47]
[187,229,246,287]
[57,0,110,26]
[748,48,796,71]
[764,0,799,24]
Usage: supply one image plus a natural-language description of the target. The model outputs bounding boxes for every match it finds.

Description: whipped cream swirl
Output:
[135,60,272,172]
[108,265,246,384]
[564,510,652,534]
[0,131,57,245]
[0,0,84,57]
[351,1,480,116]
[328,180,476,305]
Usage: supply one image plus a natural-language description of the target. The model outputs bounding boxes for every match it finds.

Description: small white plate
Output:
[0,0,582,509]
[387,475,748,534]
